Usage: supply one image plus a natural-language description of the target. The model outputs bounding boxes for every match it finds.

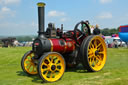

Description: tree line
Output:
[101,28,119,36]
[16,36,37,42]
[0,36,37,42]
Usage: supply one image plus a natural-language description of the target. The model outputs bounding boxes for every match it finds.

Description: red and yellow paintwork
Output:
[49,38,75,53]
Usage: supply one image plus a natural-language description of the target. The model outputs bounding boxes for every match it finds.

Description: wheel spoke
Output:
[44,68,48,72]
[88,50,92,55]
[92,57,94,62]
[56,68,60,72]
[45,71,49,76]
[33,65,37,71]
[88,54,93,58]
[95,57,100,64]
[93,58,97,65]
[25,62,31,66]
[46,57,51,63]
[51,56,54,63]
[28,64,32,70]
[55,58,60,64]
[95,56,101,65]
[97,62,101,66]
[92,57,97,66]
[88,48,92,54]
[89,43,92,48]
[43,62,48,66]
[97,43,102,48]
[50,73,53,78]
[88,58,91,62]
[97,55,102,61]
[89,58,93,66]
[32,65,35,72]
[52,72,56,78]
[90,42,94,48]
[94,39,98,48]
[97,47,102,51]
[57,63,62,67]
[41,68,48,73]
[25,59,31,62]
[96,56,100,61]
[98,51,104,54]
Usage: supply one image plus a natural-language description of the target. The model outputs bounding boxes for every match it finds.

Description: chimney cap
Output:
[37,2,45,7]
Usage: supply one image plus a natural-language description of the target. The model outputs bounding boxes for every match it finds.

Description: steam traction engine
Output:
[21,2,107,82]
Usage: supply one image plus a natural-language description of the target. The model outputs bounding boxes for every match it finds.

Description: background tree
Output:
[101,28,119,36]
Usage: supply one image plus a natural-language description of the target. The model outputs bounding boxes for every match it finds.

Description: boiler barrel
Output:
[49,39,75,53]
[33,38,75,56]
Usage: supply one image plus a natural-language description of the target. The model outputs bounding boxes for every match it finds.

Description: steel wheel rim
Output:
[88,36,107,71]
[24,52,37,74]
[40,53,65,82]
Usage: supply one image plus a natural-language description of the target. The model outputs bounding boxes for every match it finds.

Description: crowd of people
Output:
[81,20,101,35]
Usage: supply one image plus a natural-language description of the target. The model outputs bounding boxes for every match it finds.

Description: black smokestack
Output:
[37,2,45,36]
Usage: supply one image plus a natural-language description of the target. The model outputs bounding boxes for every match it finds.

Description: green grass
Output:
[0,47,128,85]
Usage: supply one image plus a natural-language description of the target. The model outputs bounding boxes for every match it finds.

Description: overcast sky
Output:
[0,0,128,36]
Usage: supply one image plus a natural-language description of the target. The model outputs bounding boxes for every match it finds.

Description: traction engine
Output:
[21,2,107,82]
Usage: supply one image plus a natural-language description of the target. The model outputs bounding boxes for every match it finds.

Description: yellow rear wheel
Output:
[38,52,65,82]
[80,35,107,72]
[21,51,38,75]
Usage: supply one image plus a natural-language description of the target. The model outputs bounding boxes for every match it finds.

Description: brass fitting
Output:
[37,2,45,7]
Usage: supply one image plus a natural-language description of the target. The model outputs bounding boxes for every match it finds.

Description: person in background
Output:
[81,20,90,32]
[90,25,94,34]
[93,24,101,35]
[56,28,61,36]
[81,20,92,36]
[113,39,118,48]
[85,20,90,25]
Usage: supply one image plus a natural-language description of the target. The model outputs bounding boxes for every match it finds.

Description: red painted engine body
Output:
[49,38,75,53]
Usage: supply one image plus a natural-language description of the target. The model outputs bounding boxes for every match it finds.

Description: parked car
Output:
[105,37,126,48]
[113,37,126,47]
[105,38,114,48]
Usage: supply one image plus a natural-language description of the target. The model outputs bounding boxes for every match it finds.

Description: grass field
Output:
[0,47,128,85]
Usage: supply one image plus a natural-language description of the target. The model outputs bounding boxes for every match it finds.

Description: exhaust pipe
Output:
[37,2,45,37]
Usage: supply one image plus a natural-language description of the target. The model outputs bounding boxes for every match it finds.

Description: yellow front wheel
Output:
[38,52,65,82]
[80,35,107,72]
[21,51,38,75]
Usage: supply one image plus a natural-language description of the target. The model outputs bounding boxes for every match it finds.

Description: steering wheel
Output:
[74,21,91,45]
